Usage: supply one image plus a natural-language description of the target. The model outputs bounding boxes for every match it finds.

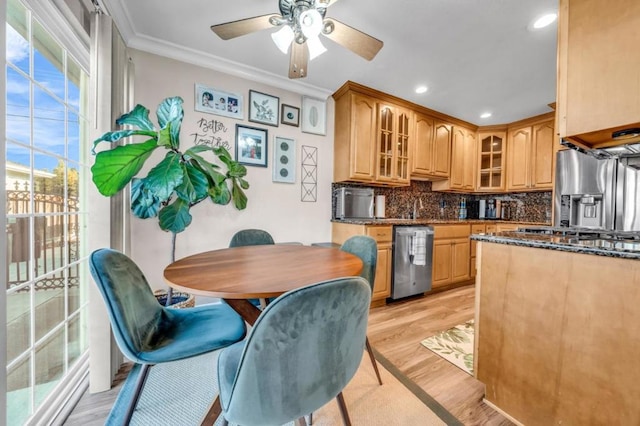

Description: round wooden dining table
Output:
[163,244,363,325]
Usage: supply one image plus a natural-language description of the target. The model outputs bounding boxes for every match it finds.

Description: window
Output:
[5,0,90,423]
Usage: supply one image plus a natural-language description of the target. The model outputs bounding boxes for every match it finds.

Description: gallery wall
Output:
[127,49,335,289]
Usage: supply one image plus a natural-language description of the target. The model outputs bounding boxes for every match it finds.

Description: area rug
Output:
[420,320,474,375]
[107,348,458,425]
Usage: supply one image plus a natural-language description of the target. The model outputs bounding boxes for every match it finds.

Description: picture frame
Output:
[272,137,296,183]
[301,96,327,135]
[280,104,300,127]
[249,90,279,127]
[194,83,243,120]
[235,124,268,167]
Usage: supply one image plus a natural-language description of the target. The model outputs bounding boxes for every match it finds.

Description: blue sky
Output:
[6,23,83,172]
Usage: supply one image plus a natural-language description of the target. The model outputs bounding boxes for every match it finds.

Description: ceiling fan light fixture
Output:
[531,13,557,30]
[307,35,327,60]
[272,25,295,54]
[299,9,323,39]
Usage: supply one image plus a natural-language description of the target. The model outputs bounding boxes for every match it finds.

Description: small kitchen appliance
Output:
[334,187,374,219]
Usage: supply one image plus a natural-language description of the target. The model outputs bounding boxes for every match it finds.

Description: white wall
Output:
[127,49,335,288]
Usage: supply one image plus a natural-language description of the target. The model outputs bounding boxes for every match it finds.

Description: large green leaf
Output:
[188,152,224,184]
[175,163,209,203]
[144,152,184,201]
[115,104,155,131]
[159,198,192,233]
[91,139,158,196]
[209,181,231,205]
[130,178,162,219]
[213,146,247,178]
[156,97,183,148]
[184,145,215,157]
[91,130,157,154]
[231,178,248,210]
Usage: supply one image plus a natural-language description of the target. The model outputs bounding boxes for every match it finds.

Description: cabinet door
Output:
[377,104,411,184]
[478,131,506,191]
[450,127,466,189]
[372,244,391,301]
[463,129,477,190]
[507,127,532,191]
[349,93,377,180]
[412,113,435,176]
[432,239,452,288]
[532,120,555,189]
[395,107,411,184]
[451,239,471,282]
[433,122,452,177]
[377,104,395,182]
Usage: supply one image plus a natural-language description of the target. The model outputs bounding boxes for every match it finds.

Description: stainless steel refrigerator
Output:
[391,226,434,299]
[554,149,640,231]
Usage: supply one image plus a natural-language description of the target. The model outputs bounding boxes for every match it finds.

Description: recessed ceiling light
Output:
[480,112,492,119]
[532,13,557,29]
[415,86,428,94]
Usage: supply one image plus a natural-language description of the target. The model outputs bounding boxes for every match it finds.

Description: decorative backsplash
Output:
[331,181,552,223]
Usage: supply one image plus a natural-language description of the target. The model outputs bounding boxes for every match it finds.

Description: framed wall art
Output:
[301,96,326,135]
[235,124,268,167]
[272,137,296,183]
[194,83,243,120]
[281,104,300,127]
[249,90,279,127]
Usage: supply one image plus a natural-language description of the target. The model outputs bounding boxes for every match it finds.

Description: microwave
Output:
[334,187,374,219]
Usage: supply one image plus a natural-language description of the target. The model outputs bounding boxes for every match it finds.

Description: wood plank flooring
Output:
[65,285,511,425]
[368,284,513,426]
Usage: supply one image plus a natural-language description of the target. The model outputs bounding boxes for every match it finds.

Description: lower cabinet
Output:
[470,224,486,278]
[432,224,471,289]
[332,223,392,306]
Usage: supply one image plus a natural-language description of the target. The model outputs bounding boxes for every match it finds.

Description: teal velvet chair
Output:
[340,235,383,385]
[229,229,275,308]
[217,276,372,426]
[88,248,246,424]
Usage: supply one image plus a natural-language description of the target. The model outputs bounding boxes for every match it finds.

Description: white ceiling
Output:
[101,0,559,126]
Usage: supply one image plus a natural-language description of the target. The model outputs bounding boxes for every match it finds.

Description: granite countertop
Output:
[472,231,640,260]
[331,218,549,226]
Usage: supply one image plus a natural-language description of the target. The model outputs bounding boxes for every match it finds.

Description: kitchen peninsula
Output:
[472,231,640,425]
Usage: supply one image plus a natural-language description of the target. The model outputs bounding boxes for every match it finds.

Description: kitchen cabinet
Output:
[411,113,451,179]
[432,224,471,289]
[557,0,640,148]
[477,130,506,192]
[331,222,392,306]
[376,102,411,185]
[470,223,486,278]
[506,116,555,191]
[431,125,476,192]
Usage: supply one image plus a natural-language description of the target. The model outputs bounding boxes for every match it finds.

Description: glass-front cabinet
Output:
[377,103,411,185]
[478,131,506,191]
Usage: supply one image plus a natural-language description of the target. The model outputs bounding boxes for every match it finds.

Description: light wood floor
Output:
[368,284,512,426]
[65,285,511,425]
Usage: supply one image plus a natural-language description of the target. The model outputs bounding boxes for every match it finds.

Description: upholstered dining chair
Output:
[229,229,275,308]
[217,276,371,426]
[340,235,383,385]
[88,248,246,424]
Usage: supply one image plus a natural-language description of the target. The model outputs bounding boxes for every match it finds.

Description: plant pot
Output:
[153,289,195,309]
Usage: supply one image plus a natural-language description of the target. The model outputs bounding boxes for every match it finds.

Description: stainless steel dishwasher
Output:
[391,225,434,299]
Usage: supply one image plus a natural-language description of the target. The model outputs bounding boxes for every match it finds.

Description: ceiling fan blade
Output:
[289,42,309,79]
[211,15,277,40]
[323,18,383,61]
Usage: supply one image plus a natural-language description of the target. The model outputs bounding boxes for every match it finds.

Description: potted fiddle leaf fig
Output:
[91,96,249,305]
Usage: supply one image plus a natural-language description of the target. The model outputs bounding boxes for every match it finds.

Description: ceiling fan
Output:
[210,0,383,79]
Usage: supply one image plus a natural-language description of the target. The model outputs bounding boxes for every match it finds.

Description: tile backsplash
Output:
[331,181,552,223]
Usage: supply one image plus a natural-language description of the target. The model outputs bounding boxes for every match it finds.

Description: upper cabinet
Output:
[557,0,640,147]
[377,102,411,185]
[506,116,555,191]
[432,125,476,192]
[477,130,506,192]
[411,113,451,180]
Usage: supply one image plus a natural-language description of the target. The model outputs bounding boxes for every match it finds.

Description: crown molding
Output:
[98,0,136,44]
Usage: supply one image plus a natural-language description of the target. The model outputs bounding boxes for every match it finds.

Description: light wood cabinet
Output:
[506,117,555,191]
[431,125,476,192]
[376,102,411,185]
[557,0,640,147]
[470,224,486,278]
[477,131,506,191]
[332,223,391,306]
[333,91,377,183]
[431,224,471,289]
[411,113,451,179]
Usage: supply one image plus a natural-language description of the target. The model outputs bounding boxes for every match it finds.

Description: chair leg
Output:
[124,363,151,424]
[200,395,222,426]
[365,337,383,385]
[336,392,352,426]
[309,412,313,425]
[295,416,308,426]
